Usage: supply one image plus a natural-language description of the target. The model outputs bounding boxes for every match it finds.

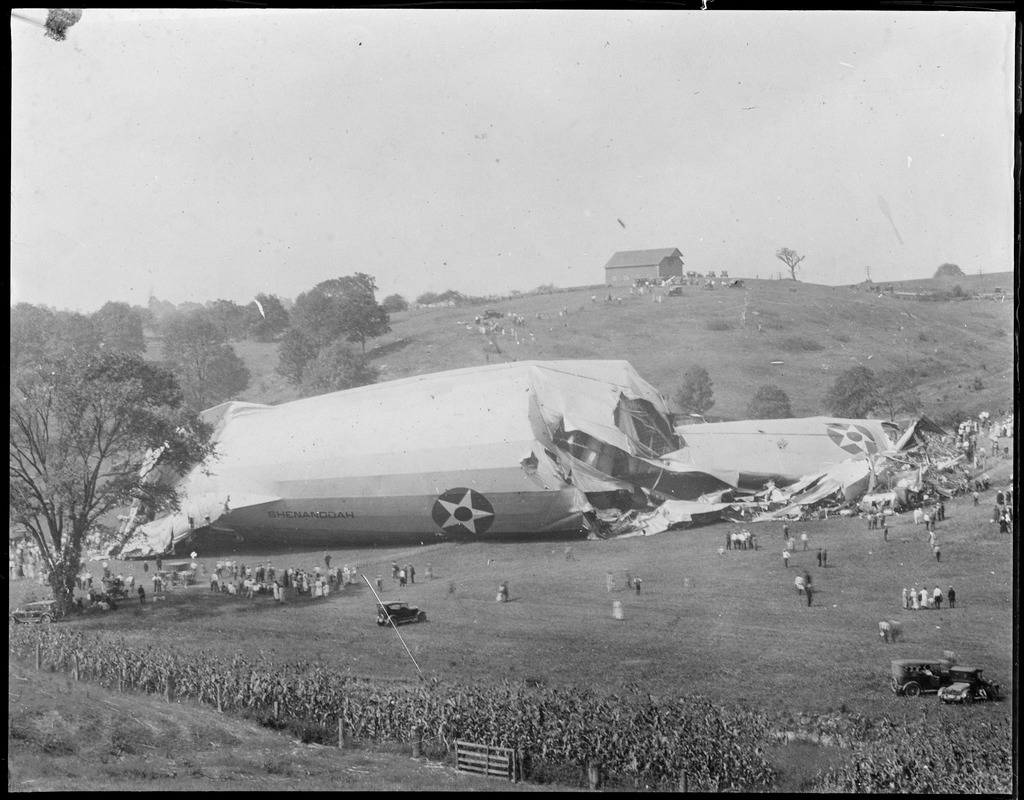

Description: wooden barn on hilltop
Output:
[603,248,684,286]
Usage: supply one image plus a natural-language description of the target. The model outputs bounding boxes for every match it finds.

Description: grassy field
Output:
[9,453,1014,790]
[186,274,1014,423]
[13,273,1015,790]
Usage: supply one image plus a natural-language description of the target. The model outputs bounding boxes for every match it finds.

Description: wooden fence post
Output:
[588,760,602,791]
[338,716,345,749]
[679,770,688,792]
[164,675,173,704]
[73,653,80,681]
[411,725,422,758]
[216,682,223,713]
[35,642,41,671]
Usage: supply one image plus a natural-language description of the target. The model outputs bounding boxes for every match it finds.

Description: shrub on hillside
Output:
[746,385,793,419]
[382,294,409,313]
[704,318,733,331]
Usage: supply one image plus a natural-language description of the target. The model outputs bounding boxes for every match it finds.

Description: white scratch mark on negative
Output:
[907,156,912,168]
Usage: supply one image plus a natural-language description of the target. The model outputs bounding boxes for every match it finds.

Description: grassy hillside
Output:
[9,456,1015,791]
[221,274,1013,423]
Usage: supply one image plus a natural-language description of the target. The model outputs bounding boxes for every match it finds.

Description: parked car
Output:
[890,658,954,696]
[101,577,130,601]
[11,599,59,624]
[938,667,1001,704]
[665,286,685,296]
[376,600,426,626]
[160,561,197,586]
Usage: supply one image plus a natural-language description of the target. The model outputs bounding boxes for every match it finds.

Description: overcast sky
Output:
[11,9,1015,313]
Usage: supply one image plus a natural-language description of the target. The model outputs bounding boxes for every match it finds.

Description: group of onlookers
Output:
[903,584,955,611]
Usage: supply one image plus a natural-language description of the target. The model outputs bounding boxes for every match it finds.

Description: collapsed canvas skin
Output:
[122,360,694,553]
[120,360,903,555]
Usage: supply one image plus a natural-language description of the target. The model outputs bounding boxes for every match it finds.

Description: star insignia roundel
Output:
[827,423,879,455]
[431,488,496,535]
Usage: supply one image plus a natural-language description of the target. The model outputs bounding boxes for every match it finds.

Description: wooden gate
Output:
[455,739,520,782]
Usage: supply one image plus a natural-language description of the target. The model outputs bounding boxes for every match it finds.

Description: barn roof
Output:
[604,248,683,270]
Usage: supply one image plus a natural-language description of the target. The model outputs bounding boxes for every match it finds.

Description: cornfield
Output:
[9,625,1011,792]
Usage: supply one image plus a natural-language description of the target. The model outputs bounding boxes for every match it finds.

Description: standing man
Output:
[800,531,809,551]
[783,523,789,542]
[933,586,943,610]
[138,585,146,605]
[409,564,415,585]
[783,549,791,568]
[816,549,822,567]
[902,587,908,610]
[324,552,332,571]
[822,550,828,568]
[947,585,956,609]
[933,543,941,563]
[805,574,814,606]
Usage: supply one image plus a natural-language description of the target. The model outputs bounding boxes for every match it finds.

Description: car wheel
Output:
[903,682,921,697]
[964,694,973,705]
[40,614,53,624]
[377,618,386,626]
[417,611,426,622]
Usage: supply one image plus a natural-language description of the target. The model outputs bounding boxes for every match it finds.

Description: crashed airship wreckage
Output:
[118,360,939,555]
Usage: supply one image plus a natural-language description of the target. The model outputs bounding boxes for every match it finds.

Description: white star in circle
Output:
[830,424,876,454]
[436,490,495,534]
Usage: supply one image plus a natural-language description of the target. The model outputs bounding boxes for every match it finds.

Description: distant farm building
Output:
[603,248,684,287]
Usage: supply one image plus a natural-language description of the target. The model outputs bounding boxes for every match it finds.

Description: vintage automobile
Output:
[160,561,198,586]
[665,285,685,297]
[101,577,131,601]
[937,667,1001,704]
[890,658,954,696]
[11,599,59,624]
[376,600,426,626]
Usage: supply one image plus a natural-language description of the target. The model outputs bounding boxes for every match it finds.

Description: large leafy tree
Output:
[12,305,102,368]
[746,384,793,419]
[382,293,409,313]
[206,299,254,341]
[10,350,214,615]
[775,247,805,281]
[292,273,391,352]
[161,312,250,411]
[875,367,921,422]
[824,365,878,418]
[11,303,58,369]
[299,342,380,397]
[934,262,964,278]
[92,301,146,354]
[250,293,290,342]
[276,328,317,385]
[676,366,715,416]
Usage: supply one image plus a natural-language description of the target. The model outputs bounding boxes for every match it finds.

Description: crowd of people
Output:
[205,552,365,602]
[903,584,955,611]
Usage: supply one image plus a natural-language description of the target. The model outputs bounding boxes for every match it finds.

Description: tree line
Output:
[675,363,921,421]
[9,273,396,615]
